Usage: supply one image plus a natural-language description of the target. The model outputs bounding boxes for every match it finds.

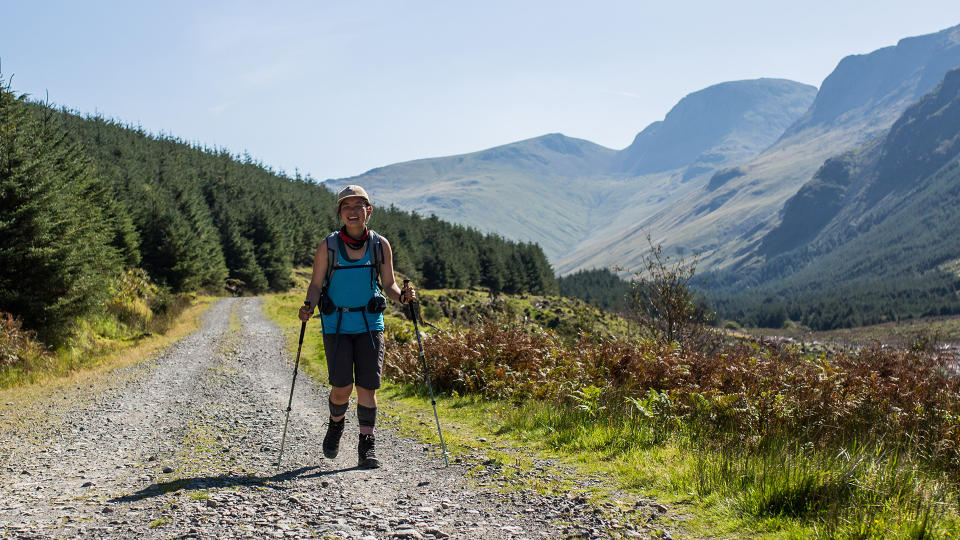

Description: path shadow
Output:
[109,465,325,503]
[300,465,362,478]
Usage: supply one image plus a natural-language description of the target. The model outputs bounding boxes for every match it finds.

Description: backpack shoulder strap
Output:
[368,230,384,288]
[323,231,340,288]
[368,230,383,267]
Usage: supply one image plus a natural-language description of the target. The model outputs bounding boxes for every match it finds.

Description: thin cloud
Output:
[209,100,237,115]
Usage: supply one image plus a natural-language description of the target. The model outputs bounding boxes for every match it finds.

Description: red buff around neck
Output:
[339,227,369,249]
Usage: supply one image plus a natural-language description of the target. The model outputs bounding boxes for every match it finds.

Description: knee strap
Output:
[329,398,349,418]
[357,404,377,428]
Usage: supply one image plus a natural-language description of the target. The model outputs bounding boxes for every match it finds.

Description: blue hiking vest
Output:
[319,230,386,335]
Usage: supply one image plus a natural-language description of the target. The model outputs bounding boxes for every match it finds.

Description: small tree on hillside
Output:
[627,235,717,351]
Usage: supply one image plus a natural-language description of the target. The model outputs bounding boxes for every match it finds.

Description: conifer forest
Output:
[0,78,555,345]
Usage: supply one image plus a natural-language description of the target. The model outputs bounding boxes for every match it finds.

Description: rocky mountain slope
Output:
[562,23,960,274]
[749,67,960,294]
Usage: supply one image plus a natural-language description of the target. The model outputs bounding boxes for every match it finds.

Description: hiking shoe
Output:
[358,433,381,469]
[323,418,345,459]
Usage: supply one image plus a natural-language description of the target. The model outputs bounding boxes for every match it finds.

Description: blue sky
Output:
[3,1,960,180]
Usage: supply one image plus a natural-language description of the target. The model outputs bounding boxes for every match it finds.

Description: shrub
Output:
[386,320,960,477]
[106,268,160,330]
[0,311,54,377]
[625,235,719,353]
[145,290,193,335]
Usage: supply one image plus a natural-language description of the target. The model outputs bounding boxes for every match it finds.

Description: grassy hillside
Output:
[326,133,617,258]
[717,157,960,329]
[555,128,853,273]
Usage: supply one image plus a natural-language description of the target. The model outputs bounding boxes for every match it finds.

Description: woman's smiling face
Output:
[339,198,371,226]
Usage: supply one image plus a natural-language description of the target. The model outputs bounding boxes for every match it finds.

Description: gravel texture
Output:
[0,297,675,539]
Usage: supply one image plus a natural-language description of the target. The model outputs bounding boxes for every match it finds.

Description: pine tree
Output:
[249,204,293,291]
[479,241,506,296]
[0,78,124,343]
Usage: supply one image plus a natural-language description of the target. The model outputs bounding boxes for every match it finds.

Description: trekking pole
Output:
[405,279,449,467]
[277,300,310,468]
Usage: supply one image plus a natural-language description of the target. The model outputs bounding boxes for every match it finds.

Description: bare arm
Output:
[379,237,415,304]
[298,241,329,321]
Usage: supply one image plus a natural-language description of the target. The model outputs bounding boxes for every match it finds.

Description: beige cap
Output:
[337,185,371,207]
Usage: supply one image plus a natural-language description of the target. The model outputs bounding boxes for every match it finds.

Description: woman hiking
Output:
[298,185,415,469]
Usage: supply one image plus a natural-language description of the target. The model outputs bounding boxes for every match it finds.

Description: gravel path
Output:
[0,297,673,539]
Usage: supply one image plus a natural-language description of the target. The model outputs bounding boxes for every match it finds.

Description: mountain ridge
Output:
[328,78,816,262]
[785,24,960,137]
[759,67,960,271]
[613,78,816,177]
[559,22,960,275]
[693,66,960,328]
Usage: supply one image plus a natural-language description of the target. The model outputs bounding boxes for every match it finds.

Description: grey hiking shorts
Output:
[323,331,384,390]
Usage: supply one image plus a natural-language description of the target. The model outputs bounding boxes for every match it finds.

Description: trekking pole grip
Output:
[402,279,418,320]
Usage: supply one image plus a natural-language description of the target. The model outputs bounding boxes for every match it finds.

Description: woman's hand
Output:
[298,302,314,322]
[400,283,417,304]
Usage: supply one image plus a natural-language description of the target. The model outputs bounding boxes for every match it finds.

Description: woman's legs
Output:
[355,386,377,435]
[328,383,353,421]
